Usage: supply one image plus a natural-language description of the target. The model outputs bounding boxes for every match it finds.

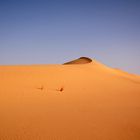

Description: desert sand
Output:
[0,57,140,140]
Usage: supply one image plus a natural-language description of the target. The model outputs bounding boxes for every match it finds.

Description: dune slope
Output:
[0,57,140,140]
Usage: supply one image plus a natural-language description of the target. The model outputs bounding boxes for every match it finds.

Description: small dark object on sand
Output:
[37,86,44,91]
[60,87,64,92]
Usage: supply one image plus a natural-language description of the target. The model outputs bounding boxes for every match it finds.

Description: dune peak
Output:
[63,57,92,65]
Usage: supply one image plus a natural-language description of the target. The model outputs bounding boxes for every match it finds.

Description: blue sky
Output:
[0,0,140,74]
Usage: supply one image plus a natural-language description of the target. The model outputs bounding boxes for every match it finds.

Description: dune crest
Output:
[63,57,92,65]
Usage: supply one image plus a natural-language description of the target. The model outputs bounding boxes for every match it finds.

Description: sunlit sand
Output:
[0,57,140,140]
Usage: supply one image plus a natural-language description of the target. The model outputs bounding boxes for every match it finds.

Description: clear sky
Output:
[0,0,140,74]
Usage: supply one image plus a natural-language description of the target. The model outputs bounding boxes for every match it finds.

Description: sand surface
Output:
[0,57,140,140]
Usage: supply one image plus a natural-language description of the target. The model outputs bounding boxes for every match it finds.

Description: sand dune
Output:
[0,57,140,140]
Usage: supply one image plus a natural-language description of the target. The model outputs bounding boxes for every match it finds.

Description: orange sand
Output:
[0,57,140,140]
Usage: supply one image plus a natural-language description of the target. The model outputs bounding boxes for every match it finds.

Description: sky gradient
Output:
[0,0,140,74]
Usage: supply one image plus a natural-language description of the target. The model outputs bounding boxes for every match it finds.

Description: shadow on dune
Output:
[63,57,92,65]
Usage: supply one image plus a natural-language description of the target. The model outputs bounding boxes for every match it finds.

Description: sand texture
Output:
[0,57,140,140]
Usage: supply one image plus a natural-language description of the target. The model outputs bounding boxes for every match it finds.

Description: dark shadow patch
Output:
[63,57,92,65]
